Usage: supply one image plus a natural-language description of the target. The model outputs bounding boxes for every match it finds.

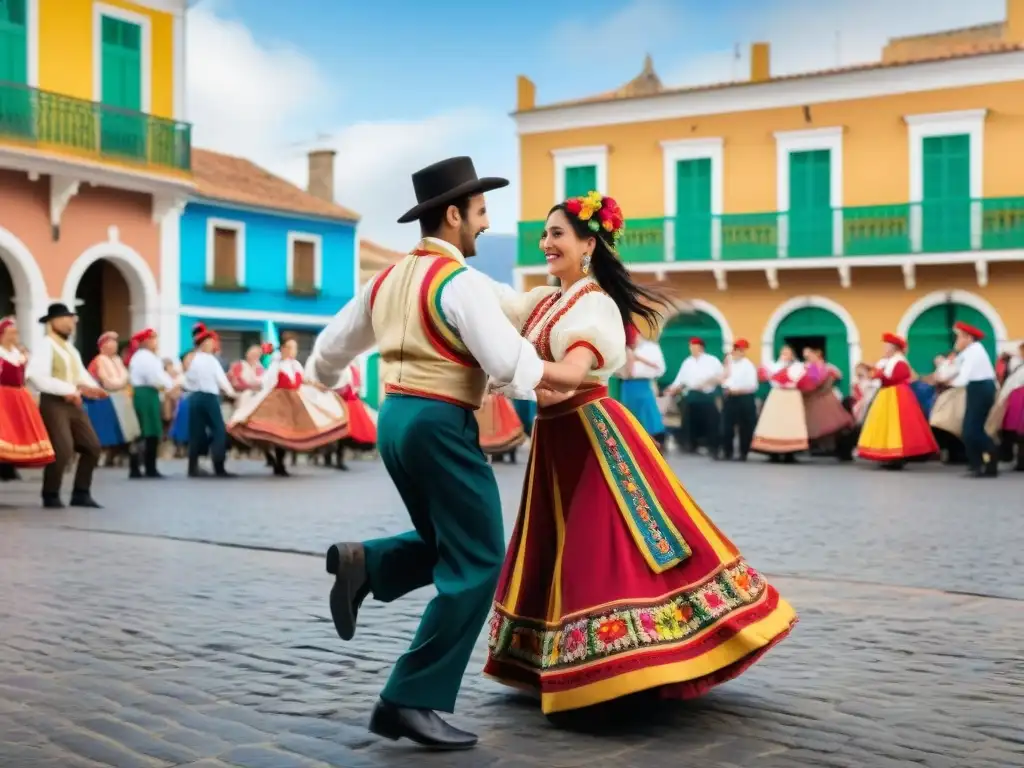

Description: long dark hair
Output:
[549,202,672,331]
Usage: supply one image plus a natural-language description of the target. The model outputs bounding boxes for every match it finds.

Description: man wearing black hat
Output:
[306,157,590,750]
[25,303,107,508]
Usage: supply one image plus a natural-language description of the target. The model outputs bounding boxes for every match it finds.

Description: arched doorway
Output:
[0,256,13,320]
[772,305,852,394]
[904,302,997,375]
[658,309,727,388]
[74,259,132,358]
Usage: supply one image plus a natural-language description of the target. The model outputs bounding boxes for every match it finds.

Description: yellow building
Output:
[512,1,1024,391]
[0,0,192,352]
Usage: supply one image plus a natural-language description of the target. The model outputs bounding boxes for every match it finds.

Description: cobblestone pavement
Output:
[1,455,1022,768]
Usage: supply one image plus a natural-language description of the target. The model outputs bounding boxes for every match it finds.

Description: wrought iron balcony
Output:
[0,81,191,173]
[516,197,1024,266]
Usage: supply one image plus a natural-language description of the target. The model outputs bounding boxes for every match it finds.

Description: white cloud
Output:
[554,0,691,66]
[186,5,517,251]
[665,0,1007,87]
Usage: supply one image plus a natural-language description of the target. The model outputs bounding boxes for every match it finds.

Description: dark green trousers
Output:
[364,394,505,713]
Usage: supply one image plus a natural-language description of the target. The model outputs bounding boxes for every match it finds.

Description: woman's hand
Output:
[536,387,575,408]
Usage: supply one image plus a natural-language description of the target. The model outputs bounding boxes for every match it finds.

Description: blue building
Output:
[175,149,359,360]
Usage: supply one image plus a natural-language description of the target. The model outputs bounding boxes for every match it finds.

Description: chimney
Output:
[1007,0,1024,42]
[750,42,771,82]
[307,149,336,203]
[516,75,536,112]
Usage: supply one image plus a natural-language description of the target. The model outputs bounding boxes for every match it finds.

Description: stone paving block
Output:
[1,458,1022,767]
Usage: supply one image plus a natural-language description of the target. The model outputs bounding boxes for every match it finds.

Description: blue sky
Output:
[187,0,1006,249]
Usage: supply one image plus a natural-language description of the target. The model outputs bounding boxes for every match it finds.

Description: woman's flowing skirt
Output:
[170,393,192,444]
[476,394,526,455]
[83,396,126,447]
[1002,388,1024,434]
[110,390,141,443]
[930,387,966,440]
[857,384,939,462]
[484,387,796,715]
[620,379,665,437]
[228,385,349,452]
[750,389,809,454]
[804,386,854,441]
[0,386,55,466]
[342,395,377,448]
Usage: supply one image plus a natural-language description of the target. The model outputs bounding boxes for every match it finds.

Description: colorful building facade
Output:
[178,149,360,360]
[512,2,1024,391]
[0,0,192,355]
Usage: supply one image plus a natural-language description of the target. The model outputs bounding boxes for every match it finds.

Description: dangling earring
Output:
[581,253,591,274]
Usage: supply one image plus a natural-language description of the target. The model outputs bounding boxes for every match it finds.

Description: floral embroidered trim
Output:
[521,291,560,339]
[581,403,690,571]
[488,560,766,671]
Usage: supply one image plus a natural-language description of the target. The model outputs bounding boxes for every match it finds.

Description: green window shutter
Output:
[921,134,970,252]
[788,149,832,257]
[0,0,31,140]
[564,165,597,199]
[674,158,711,260]
[100,15,145,162]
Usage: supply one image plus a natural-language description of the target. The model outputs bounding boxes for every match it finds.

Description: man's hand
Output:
[665,384,682,397]
[79,386,107,400]
[64,391,83,406]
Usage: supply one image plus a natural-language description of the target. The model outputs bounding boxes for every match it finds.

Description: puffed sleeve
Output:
[548,291,627,379]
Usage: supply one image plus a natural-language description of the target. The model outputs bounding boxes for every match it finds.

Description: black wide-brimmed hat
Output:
[38,302,76,324]
[397,156,509,224]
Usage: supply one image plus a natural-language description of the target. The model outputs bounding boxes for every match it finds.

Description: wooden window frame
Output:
[205,217,246,290]
[286,231,323,296]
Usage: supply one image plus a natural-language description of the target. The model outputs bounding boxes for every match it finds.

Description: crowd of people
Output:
[0,310,379,506]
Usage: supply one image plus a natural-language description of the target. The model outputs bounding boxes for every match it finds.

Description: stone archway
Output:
[762,295,861,394]
[62,239,160,356]
[897,290,1005,374]
[0,227,50,352]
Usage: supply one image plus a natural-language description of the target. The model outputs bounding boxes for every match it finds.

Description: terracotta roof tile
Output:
[358,238,405,284]
[191,148,360,222]
[519,44,1024,113]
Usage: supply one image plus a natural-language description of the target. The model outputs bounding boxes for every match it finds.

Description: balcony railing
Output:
[516,197,1024,266]
[0,81,191,173]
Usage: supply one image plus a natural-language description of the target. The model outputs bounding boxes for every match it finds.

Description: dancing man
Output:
[306,157,584,750]
[952,321,999,478]
[25,303,107,508]
[183,324,237,478]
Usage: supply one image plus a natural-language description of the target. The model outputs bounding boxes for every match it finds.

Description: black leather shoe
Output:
[69,491,102,508]
[41,493,64,509]
[326,542,368,641]
[368,699,477,750]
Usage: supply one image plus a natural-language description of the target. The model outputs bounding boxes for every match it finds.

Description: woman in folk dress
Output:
[750,346,809,463]
[84,331,140,465]
[0,317,55,478]
[227,337,349,475]
[484,192,796,716]
[856,333,939,469]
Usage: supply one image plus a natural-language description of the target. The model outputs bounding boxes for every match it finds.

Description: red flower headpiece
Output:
[563,191,625,246]
[260,342,274,355]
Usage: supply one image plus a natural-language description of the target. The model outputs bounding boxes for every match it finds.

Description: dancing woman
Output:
[484,192,796,715]
[0,317,55,477]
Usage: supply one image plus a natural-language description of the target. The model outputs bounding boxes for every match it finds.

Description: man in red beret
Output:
[665,336,725,458]
[720,339,759,460]
[951,321,999,478]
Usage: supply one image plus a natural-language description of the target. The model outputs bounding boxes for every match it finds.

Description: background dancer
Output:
[619,323,667,450]
[25,304,106,508]
[720,339,758,461]
[183,325,237,478]
[125,328,176,479]
[951,322,999,478]
[84,331,138,467]
[0,316,54,479]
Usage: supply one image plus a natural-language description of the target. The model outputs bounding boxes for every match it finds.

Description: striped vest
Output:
[369,243,487,410]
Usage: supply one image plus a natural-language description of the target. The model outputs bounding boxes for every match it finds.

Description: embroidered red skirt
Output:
[484,388,797,714]
[857,383,939,462]
[476,393,526,455]
[0,385,55,467]
[341,395,377,448]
